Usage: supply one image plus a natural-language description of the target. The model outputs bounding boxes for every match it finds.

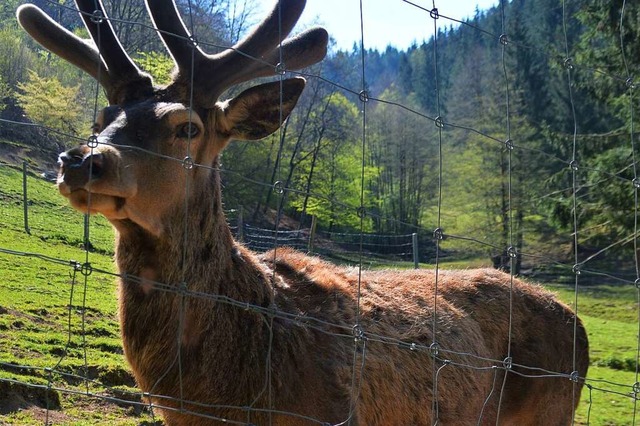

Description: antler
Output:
[17,1,153,105]
[17,0,328,108]
[148,0,328,107]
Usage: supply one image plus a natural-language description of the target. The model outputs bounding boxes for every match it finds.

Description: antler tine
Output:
[216,0,307,64]
[17,4,111,87]
[148,0,304,71]
[145,0,207,73]
[247,27,329,79]
[147,0,327,107]
[74,0,151,102]
[207,26,328,95]
[18,2,152,105]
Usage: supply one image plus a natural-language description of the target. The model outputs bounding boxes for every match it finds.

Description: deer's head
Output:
[17,0,327,236]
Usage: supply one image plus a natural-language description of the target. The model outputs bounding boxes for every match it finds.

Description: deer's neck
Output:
[112,170,274,396]
[114,169,272,301]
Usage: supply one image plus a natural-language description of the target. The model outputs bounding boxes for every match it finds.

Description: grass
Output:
[0,163,154,424]
[0,163,639,424]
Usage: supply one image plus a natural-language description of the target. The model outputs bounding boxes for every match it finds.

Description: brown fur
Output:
[112,201,588,425]
[18,0,589,424]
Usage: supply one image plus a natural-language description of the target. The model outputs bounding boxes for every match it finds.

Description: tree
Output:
[0,74,10,114]
[0,26,35,88]
[288,91,370,232]
[135,51,175,85]
[16,70,83,137]
[368,86,439,234]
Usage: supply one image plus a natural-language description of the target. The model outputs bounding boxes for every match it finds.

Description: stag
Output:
[17,0,588,424]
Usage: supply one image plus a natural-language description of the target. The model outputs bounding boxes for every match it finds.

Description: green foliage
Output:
[563,1,640,247]
[16,70,83,136]
[0,0,22,26]
[0,74,10,113]
[288,92,372,231]
[0,26,35,88]
[368,86,439,233]
[575,0,640,113]
[134,51,175,85]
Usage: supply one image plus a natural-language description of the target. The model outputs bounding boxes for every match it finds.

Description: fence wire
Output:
[1,0,639,425]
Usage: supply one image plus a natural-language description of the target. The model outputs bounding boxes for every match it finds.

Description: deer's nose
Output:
[58,151,105,189]
[58,150,84,168]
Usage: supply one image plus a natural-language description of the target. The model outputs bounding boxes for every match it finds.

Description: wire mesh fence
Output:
[0,0,639,425]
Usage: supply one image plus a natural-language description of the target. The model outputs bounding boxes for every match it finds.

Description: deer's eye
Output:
[176,122,200,139]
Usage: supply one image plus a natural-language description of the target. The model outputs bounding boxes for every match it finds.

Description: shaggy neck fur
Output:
[112,165,276,412]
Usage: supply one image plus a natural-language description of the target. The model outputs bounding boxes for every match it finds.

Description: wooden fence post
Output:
[22,161,30,235]
[237,206,244,242]
[412,232,419,269]
[308,215,317,254]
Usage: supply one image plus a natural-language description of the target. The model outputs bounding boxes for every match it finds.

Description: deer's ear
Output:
[217,77,306,141]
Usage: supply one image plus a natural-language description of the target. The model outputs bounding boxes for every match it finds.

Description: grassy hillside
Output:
[0,163,155,425]
[0,163,638,424]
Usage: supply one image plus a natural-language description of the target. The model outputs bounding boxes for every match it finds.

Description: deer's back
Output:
[266,249,588,425]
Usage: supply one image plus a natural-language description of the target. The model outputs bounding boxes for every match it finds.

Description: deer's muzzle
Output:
[58,148,105,191]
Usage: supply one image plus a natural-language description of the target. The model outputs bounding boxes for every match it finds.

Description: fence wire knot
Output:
[504,138,514,150]
[90,9,104,24]
[188,35,199,48]
[572,264,581,275]
[87,135,99,149]
[499,34,508,46]
[569,370,580,383]
[626,77,636,90]
[358,90,370,103]
[182,156,194,170]
[633,382,640,395]
[352,324,366,343]
[434,116,444,129]
[275,62,287,75]
[635,278,640,289]
[429,342,440,358]
[272,180,285,194]
[503,356,513,370]
[633,178,640,189]
[433,228,445,241]
[507,246,517,258]
[80,262,92,276]
[563,57,574,70]
[569,160,579,171]
[430,8,439,20]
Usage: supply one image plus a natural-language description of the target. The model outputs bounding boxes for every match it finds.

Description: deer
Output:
[17,0,589,424]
